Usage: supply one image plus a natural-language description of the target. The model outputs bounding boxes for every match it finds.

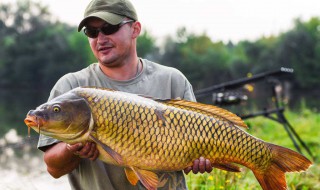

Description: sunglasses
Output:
[84,20,135,38]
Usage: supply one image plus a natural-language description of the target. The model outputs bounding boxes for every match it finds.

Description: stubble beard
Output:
[98,52,121,68]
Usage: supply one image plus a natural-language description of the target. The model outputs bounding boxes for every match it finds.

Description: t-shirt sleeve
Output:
[183,80,196,102]
[169,67,196,102]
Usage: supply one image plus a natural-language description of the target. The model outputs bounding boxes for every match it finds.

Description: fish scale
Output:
[25,87,312,190]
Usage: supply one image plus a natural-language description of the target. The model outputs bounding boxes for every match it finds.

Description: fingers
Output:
[193,157,207,174]
[89,148,99,161]
[84,143,99,161]
[205,159,213,173]
[192,159,200,174]
[184,157,213,174]
[77,142,98,160]
[184,166,192,175]
[66,142,99,160]
[198,157,213,173]
[66,143,83,154]
[77,142,93,157]
[198,157,206,173]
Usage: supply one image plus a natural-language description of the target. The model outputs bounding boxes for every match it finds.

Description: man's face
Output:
[85,18,134,68]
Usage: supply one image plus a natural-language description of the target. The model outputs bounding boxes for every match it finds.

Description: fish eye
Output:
[52,105,61,113]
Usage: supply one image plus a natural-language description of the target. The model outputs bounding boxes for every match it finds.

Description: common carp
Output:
[24,87,312,190]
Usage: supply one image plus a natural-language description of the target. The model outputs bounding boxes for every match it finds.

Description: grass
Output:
[186,109,320,190]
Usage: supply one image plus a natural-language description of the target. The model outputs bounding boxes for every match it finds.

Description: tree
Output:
[0,0,90,90]
[276,18,320,89]
[137,29,158,59]
[161,27,234,90]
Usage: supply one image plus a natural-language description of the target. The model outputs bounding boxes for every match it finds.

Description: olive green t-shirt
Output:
[38,59,196,190]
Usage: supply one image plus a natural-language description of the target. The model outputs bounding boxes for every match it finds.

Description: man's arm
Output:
[43,142,99,178]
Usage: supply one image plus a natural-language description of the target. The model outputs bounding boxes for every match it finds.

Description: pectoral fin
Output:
[124,168,139,186]
[130,167,158,190]
[89,134,123,165]
[212,162,241,172]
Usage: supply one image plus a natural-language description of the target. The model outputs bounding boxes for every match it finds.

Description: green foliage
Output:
[137,29,158,58]
[275,18,320,89]
[160,28,233,89]
[67,30,97,65]
[0,0,90,90]
[236,36,279,73]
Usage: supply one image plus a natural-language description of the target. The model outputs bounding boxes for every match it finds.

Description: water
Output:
[0,89,69,189]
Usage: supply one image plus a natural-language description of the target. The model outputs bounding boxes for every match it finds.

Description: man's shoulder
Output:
[49,64,99,99]
[64,63,98,80]
[56,63,98,85]
[144,59,185,78]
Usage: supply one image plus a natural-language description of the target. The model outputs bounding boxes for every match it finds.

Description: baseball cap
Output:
[78,0,138,32]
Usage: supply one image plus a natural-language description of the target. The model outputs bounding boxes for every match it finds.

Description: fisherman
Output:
[37,0,213,189]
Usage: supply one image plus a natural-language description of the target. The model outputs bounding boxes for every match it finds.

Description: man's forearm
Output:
[44,142,81,178]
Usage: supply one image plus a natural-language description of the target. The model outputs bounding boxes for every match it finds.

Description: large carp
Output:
[24,87,311,190]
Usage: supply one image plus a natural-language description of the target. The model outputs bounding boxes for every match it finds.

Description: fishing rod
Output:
[195,67,294,99]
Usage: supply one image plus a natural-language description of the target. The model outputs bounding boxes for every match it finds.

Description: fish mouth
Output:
[24,115,38,127]
[24,115,42,136]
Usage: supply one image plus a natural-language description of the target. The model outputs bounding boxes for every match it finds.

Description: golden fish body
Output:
[25,87,312,190]
[83,88,268,171]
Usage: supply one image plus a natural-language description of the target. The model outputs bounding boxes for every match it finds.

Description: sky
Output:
[3,0,320,43]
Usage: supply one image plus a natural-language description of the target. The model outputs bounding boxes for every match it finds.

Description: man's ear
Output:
[132,21,141,39]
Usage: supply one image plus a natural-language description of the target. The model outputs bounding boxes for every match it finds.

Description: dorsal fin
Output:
[161,99,248,129]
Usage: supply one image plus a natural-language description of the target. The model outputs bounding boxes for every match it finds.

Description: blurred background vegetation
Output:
[1,0,319,110]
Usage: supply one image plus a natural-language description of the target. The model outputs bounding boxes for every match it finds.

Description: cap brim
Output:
[78,12,125,32]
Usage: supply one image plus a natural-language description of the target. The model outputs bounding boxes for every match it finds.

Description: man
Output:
[38,0,212,189]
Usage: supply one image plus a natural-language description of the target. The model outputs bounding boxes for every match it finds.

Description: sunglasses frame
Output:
[84,20,135,38]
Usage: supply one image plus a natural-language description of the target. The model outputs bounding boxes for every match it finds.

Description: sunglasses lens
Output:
[100,25,119,35]
[84,28,99,38]
[83,20,133,38]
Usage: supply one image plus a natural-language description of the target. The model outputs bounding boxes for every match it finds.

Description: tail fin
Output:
[253,143,312,190]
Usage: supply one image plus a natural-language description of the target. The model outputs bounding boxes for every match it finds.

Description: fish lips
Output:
[24,110,44,128]
[24,113,44,136]
[24,115,39,127]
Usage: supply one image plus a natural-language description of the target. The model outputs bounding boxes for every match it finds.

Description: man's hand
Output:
[184,157,213,174]
[66,142,99,161]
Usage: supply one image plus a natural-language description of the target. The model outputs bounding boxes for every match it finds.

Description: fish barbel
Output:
[24,87,312,190]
